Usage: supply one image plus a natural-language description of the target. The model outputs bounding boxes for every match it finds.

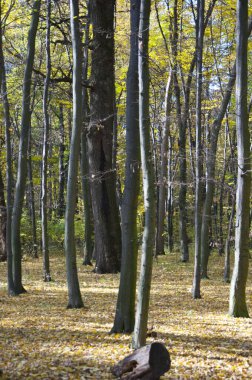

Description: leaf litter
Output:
[0,251,251,379]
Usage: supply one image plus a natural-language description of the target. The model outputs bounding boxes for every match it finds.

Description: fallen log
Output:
[111,342,171,379]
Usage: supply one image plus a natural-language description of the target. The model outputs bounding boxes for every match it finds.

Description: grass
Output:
[0,250,251,379]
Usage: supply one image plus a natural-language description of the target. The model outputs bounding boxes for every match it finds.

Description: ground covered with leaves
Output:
[0,250,252,379]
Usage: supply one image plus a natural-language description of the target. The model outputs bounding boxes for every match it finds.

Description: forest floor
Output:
[0,249,252,379]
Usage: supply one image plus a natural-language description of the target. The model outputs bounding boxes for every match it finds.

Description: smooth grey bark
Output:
[0,167,6,262]
[57,105,66,218]
[192,0,204,299]
[41,0,51,282]
[156,72,172,256]
[81,1,94,266]
[224,194,235,283]
[132,0,155,349]
[0,19,15,292]
[229,0,250,318]
[27,130,38,258]
[167,134,174,253]
[111,0,140,333]
[64,0,84,309]
[200,17,252,278]
[87,0,121,273]
[11,0,41,294]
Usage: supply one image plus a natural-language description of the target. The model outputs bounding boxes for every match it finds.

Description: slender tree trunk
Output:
[0,18,15,292]
[64,0,84,309]
[111,0,140,333]
[0,167,6,262]
[156,72,172,256]
[81,1,94,266]
[27,130,38,258]
[224,193,235,283]
[132,0,156,349]
[229,0,250,318]
[58,105,65,218]
[41,0,51,282]
[87,0,121,274]
[167,135,174,253]
[192,0,204,299]
[11,0,41,295]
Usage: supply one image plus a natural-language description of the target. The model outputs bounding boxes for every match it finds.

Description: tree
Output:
[132,0,156,349]
[156,71,172,256]
[87,0,121,274]
[229,0,250,318]
[111,0,140,333]
[192,0,205,299]
[64,0,84,309]
[11,0,41,294]
[41,0,52,282]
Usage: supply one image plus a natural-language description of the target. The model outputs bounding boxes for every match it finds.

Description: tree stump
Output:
[111,342,171,379]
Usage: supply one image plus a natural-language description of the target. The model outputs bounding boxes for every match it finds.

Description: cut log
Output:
[111,342,171,379]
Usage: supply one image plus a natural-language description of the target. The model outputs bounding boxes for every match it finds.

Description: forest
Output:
[0,0,251,378]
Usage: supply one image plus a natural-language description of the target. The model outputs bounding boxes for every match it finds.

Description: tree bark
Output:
[41,0,51,282]
[87,0,121,274]
[0,167,6,262]
[11,0,41,294]
[192,0,204,299]
[80,1,94,266]
[229,0,250,318]
[57,104,66,219]
[111,0,140,333]
[132,0,156,349]
[156,72,172,256]
[64,0,84,309]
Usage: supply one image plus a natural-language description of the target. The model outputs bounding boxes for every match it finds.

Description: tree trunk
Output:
[57,104,66,218]
[0,167,6,262]
[0,17,15,293]
[229,0,250,318]
[132,0,156,349]
[224,193,235,283]
[192,0,204,299]
[156,72,172,256]
[81,1,94,266]
[87,0,121,274]
[11,0,41,295]
[27,130,38,258]
[64,0,84,309]
[41,0,51,282]
[111,0,140,333]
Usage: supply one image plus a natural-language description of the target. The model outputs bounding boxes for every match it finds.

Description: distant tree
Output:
[229,0,250,318]
[87,0,121,273]
[111,0,140,333]
[11,0,41,294]
[132,0,156,349]
[64,0,84,309]
[0,168,6,262]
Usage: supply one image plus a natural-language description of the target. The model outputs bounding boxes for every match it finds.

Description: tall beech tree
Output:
[0,1,15,292]
[64,0,84,309]
[81,0,94,266]
[192,0,204,299]
[111,0,140,333]
[41,0,52,282]
[132,0,156,349]
[156,71,173,256]
[11,0,41,294]
[229,0,250,318]
[87,0,121,273]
